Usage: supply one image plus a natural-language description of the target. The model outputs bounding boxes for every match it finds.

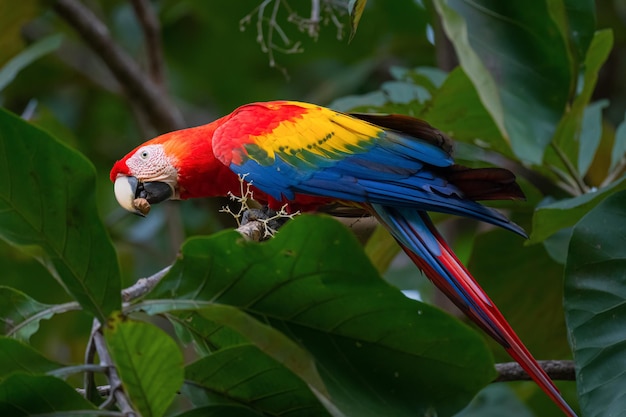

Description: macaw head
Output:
[110,121,231,216]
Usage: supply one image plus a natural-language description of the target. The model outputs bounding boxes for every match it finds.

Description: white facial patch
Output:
[126,144,177,183]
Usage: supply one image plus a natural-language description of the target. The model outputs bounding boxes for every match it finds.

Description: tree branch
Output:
[122,266,172,302]
[53,0,184,133]
[130,0,165,84]
[495,360,576,382]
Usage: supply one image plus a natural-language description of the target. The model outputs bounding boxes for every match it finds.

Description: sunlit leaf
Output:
[565,190,626,417]
[147,215,495,417]
[105,314,184,417]
[0,108,121,321]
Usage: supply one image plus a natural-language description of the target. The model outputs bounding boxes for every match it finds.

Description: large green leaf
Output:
[0,373,96,415]
[146,215,495,417]
[185,344,333,417]
[0,108,120,322]
[434,0,575,164]
[549,29,613,176]
[0,337,62,379]
[529,175,626,244]
[469,229,571,361]
[565,190,626,417]
[421,67,513,159]
[105,314,184,417]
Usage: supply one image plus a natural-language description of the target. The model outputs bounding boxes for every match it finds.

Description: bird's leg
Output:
[241,205,294,237]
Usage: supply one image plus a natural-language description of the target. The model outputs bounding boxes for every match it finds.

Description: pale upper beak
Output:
[114,175,174,216]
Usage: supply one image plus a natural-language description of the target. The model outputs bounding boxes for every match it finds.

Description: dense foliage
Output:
[1,1,625,416]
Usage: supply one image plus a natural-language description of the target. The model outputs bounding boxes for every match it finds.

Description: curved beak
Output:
[114,176,173,216]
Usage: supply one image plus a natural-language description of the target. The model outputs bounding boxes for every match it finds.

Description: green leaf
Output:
[529,175,626,244]
[173,404,265,417]
[0,373,95,415]
[104,314,184,417]
[611,112,626,172]
[421,67,513,158]
[578,100,609,176]
[0,286,56,341]
[135,303,330,404]
[185,345,332,417]
[456,385,534,417]
[147,215,495,417]
[348,0,367,42]
[0,0,40,65]
[0,108,121,321]
[0,337,62,379]
[564,190,626,417]
[434,0,573,163]
[550,29,613,175]
[469,230,571,361]
[563,0,597,65]
[0,35,63,91]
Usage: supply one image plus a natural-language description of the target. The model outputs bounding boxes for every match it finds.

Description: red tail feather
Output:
[401,229,577,417]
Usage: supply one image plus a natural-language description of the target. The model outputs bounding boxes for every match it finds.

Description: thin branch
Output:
[495,360,576,382]
[53,0,184,133]
[122,266,172,302]
[309,0,321,36]
[550,143,589,195]
[130,0,165,84]
[601,156,626,187]
[92,320,137,415]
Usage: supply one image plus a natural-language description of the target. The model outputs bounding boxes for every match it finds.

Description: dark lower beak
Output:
[114,176,173,216]
[137,181,173,205]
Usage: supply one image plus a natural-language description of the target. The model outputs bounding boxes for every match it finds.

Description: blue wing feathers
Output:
[229,110,526,238]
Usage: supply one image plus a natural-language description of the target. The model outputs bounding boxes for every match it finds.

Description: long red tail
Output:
[374,206,577,417]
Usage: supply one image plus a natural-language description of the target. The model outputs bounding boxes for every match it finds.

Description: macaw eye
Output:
[140,150,149,159]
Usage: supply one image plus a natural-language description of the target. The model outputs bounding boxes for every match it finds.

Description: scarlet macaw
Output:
[111,101,577,416]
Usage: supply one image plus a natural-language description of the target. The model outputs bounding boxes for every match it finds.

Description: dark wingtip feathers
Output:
[445,165,526,202]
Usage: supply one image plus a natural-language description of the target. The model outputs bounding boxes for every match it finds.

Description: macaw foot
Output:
[241,206,291,233]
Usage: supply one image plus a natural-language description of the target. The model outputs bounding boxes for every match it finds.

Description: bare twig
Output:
[241,0,347,73]
[550,143,588,195]
[309,0,321,36]
[130,0,165,85]
[122,266,172,302]
[53,0,184,133]
[92,320,137,416]
[601,156,626,187]
[495,360,576,382]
